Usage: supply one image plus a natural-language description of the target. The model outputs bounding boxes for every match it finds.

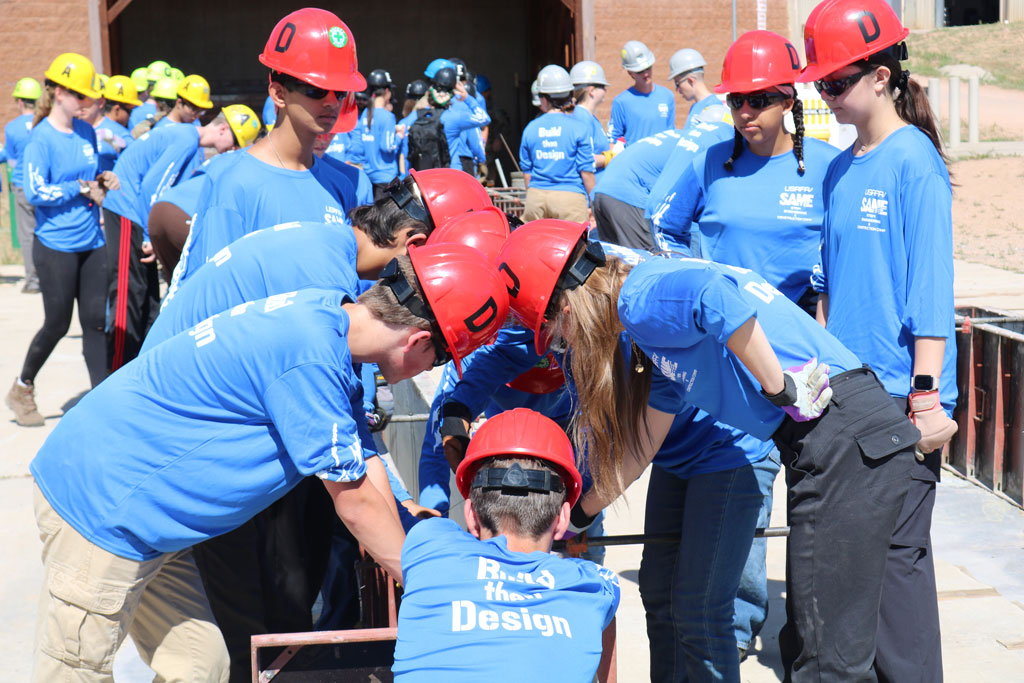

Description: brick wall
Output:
[592,0,790,127]
[0,0,92,141]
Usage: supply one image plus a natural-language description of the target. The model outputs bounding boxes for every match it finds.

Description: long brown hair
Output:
[32,81,56,127]
[868,50,949,165]
[552,255,652,500]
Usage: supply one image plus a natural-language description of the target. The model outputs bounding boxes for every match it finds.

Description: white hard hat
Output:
[668,48,707,81]
[536,65,573,96]
[569,60,609,87]
[621,40,656,72]
[530,80,541,107]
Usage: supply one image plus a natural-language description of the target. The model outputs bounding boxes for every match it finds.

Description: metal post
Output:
[732,0,737,41]
[968,75,980,145]
[935,0,945,28]
[928,78,941,124]
[948,76,961,147]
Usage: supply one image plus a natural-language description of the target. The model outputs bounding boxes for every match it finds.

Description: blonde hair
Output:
[556,255,652,500]
[32,82,56,127]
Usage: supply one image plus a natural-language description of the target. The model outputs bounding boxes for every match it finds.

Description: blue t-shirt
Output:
[572,107,610,166]
[519,111,594,194]
[23,118,103,252]
[358,107,400,184]
[392,517,620,681]
[609,85,675,146]
[645,120,735,222]
[31,289,373,561]
[418,327,572,513]
[320,153,374,206]
[442,97,490,169]
[94,116,133,173]
[175,151,354,284]
[656,137,839,303]
[3,113,35,186]
[593,129,682,209]
[145,221,360,352]
[683,94,731,130]
[816,125,956,411]
[619,257,860,440]
[153,150,242,216]
[103,124,201,237]
[128,101,157,134]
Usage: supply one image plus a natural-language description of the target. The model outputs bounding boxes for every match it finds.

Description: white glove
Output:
[763,358,832,422]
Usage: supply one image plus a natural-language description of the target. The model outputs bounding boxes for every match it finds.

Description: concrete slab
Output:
[954,259,1024,313]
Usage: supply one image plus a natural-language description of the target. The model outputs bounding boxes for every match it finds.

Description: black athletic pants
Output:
[775,367,918,682]
[103,209,160,371]
[21,239,108,387]
[592,192,655,250]
[192,477,336,683]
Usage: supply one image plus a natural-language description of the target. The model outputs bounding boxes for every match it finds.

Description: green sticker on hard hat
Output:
[328,26,348,48]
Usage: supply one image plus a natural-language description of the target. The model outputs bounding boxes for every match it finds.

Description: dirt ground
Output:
[951,155,1024,272]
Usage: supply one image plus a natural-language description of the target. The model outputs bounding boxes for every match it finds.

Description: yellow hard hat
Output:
[177,74,213,109]
[150,77,179,101]
[96,73,109,93]
[104,75,143,107]
[222,104,261,147]
[44,53,101,99]
[169,68,185,82]
[147,60,172,82]
[130,67,149,91]
[12,77,42,100]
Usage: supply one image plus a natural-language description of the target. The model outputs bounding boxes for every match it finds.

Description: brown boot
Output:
[6,378,45,427]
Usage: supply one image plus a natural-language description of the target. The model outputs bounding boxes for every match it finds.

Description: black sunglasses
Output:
[67,89,88,101]
[726,91,788,110]
[814,66,876,98]
[273,73,347,101]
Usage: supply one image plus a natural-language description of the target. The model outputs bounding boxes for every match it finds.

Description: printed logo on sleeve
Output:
[857,189,888,233]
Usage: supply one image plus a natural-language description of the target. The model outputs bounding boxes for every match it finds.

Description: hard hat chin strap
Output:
[471,462,565,497]
[380,258,433,322]
[386,179,433,229]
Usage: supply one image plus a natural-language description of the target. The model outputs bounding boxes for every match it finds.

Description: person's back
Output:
[393,408,619,682]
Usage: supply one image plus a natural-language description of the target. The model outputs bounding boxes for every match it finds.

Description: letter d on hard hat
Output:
[621,40,655,72]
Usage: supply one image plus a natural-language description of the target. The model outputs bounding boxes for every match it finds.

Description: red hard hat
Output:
[715,31,802,94]
[496,220,590,354]
[426,207,510,262]
[331,92,359,133]
[409,168,493,227]
[409,243,509,378]
[506,353,566,394]
[455,408,582,506]
[797,0,910,83]
[259,8,367,92]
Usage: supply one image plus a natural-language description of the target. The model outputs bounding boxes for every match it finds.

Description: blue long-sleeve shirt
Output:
[3,113,35,187]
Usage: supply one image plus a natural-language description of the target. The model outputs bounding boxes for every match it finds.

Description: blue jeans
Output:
[734,452,781,649]
[639,458,774,682]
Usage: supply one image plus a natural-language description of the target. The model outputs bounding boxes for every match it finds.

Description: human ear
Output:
[268,81,288,109]
[403,230,427,248]
[552,501,571,540]
[464,499,483,539]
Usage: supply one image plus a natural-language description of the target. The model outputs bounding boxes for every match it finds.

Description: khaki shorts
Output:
[33,483,228,682]
[522,186,590,222]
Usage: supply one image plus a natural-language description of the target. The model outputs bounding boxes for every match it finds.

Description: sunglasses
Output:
[814,66,876,98]
[726,91,788,110]
[65,89,88,101]
[274,73,347,101]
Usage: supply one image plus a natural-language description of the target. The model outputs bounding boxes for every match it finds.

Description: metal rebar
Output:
[551,527,790,552]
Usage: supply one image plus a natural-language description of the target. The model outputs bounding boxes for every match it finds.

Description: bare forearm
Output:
[323,477,405,580]
[726,317,785,395]
[913,337,945,378]
[365,455,402,524]
[815,293,828,327]
[581,171,596,195]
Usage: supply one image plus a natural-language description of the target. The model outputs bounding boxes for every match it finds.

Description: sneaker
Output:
[6,378,45,427]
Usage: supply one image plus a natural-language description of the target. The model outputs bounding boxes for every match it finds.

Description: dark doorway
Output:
[944,0,1000,25]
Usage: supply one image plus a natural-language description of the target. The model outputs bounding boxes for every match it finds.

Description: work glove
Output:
[762,358,832,422]
[908,390,958,460]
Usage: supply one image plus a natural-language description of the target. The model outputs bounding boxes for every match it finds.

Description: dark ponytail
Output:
[791,96,806,175]
[723,128,743,171]
[868,49,948,165]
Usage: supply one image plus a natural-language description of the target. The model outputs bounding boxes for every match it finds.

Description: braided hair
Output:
[723,85,806,175]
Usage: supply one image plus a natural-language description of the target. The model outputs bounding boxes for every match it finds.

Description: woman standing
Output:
[569,60,612,172]
[657,31,839,311]
[361,68,401,196]
[497,221,921,681]
[800,1,957,679]
[6,53,118,427]
[519,65,595,222]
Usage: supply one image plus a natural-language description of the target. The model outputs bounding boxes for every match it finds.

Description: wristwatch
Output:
[912,374,938,392]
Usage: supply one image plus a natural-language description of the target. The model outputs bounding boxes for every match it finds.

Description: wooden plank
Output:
[106,0,135,24]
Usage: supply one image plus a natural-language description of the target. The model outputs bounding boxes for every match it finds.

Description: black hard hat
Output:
[432,67,457,91]
[447,58,468,81]
[367,69,394,90]
[406,79,428,99]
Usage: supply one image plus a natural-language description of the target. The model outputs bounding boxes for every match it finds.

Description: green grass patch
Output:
[906,22,1024,90]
